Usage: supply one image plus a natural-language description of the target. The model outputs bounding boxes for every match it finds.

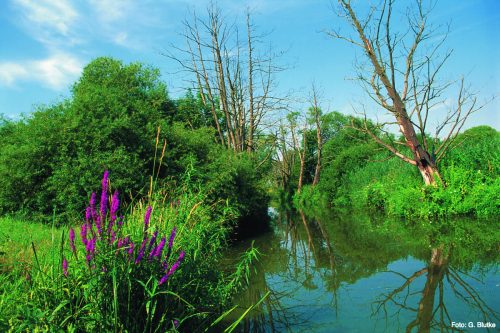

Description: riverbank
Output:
[0,172,262,332]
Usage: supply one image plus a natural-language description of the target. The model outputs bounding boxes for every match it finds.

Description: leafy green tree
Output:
[0,57,175,220]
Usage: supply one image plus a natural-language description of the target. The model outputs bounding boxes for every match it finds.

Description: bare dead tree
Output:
[274,120,295,191]
[309,84,323,186]
[167,5,284,153]
[329,0,486,185]
[287,112,307,193]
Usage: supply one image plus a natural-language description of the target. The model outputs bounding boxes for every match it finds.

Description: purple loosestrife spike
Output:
[127,242,135,259]
[168,227,176,250]
[135,237,148,264]
[86,237,96,261]
[167,251,185,276]
[161,259,169,270]
[95,215,102,236]
[81,223,88,245]
[100,171,109,219]
[62,257,68,277]
[144,206,152,231]
[158,274,168,285]
[69,228,76,253]
[85,206,91,224]
[90,192,98,221]
[148,230,158,253]
[110,190,119,222]
[153,237,166,258]
[159,251,185,285]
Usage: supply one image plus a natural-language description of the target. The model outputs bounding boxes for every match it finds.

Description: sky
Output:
[0,0,499,132]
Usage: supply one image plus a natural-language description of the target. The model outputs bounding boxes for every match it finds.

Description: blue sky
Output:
[0,0,498,131]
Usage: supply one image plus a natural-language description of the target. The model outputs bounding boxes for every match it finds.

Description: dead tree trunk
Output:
[331,0,481,186]
[289,114,307,193]
[413,247,449,332]
[311,85,323,186]
[169,5,284,154]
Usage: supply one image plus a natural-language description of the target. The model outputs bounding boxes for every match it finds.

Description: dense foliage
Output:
[293,113,499,219]
[0,57,268,226]
[0,171,261,331]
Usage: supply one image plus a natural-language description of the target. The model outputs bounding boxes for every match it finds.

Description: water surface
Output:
[224,208,499,332]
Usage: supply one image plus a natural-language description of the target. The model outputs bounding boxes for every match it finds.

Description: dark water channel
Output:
[224,208,499,332]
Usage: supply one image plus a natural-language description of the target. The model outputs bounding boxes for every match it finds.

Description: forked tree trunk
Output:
[397,113,443,186]
[337,0,446,187]
[413,247,448,333]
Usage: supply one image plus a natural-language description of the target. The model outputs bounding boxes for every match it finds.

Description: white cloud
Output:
[33,53,83,89]
[13,0,78,37]
[0,63,29,86]
[112,32,129,46]
[89,0,132,23]
[0,53,83,90]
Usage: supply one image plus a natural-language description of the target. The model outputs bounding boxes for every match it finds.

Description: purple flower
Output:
[90,192,98,221]
[144,206,152,231]
[110,190,119,223]
[100,170,109,219]
[159,250,185,285]
[117,216,124,228]
[147,230,158,258]
[85,206,91,223]
[168,250,185,275]
[168,227,176,250]
[80,223,88,245]
[86,237,96,253]
[62,257,68,277]
[127,242,135,258]
[85,237,96,263]
[69,228,76,253]
[158,274,168,285]
[95,215,102,236]
[135,237,148,264]
[153,237,166,258]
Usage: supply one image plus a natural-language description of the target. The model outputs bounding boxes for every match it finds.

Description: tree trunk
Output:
[297,128,307,193]
[412,247,448,333]
[313,112,322,186]
[397,112,443,186]
[246,12,255,152]
[337,1,445,186]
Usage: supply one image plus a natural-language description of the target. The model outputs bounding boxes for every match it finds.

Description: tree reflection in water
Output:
[374,246,499,333]
[224,209,499,333]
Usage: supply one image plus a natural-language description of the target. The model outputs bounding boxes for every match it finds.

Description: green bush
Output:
[0,57,270,228]
[0,58,173,221]
[311,124,499,219]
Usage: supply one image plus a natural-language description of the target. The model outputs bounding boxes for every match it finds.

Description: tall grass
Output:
[0,171,261,332]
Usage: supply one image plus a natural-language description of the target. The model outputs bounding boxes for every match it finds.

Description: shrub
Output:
[0,58,174,221]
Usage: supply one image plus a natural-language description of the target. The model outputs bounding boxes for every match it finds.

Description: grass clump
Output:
[0,171,258,332]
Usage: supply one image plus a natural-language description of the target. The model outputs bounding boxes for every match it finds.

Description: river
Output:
[223,207,499,332]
